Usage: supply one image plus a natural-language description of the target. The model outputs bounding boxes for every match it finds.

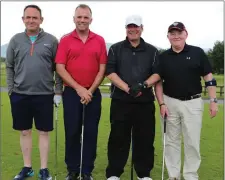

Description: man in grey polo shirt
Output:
[6,4,62,180]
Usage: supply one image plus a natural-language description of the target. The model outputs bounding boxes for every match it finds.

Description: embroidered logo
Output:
[186,56,191,60]
[44,44,51,47]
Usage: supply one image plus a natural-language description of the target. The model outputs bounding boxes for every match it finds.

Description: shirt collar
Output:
[25,28,43,36]
[72,29,96,40]
[168,43,190,54]
[124,36,146,51]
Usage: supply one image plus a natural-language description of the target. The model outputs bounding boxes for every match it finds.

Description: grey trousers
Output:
[162,95,204,180]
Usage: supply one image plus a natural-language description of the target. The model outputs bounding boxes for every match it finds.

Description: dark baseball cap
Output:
[168,22,186,32]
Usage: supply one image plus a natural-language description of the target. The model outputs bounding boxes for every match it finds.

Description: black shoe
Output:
[13,167,34,180]
[65,172,79,180]
[82,174,93,180]
[38,168,52,180]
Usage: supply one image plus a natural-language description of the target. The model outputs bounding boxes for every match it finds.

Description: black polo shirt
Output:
[157,44,212,98]
[106,37,158,103]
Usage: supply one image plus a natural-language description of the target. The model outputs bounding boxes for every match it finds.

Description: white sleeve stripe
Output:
[152,50,157,65]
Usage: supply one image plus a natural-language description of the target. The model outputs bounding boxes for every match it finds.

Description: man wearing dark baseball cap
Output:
[143,21,218,180]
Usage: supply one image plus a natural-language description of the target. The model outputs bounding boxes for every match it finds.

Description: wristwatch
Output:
[159,103,165,107]
[210,98,218,103]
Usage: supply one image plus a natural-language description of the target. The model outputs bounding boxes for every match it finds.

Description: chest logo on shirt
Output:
[186,56,191,60]
[44,44,51,47]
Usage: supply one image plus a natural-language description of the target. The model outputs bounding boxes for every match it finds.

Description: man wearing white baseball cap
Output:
[105,14,160,180]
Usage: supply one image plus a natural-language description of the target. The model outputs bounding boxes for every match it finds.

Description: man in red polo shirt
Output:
[55,4,107,180]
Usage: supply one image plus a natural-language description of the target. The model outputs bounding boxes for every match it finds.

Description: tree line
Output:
[0,57,6,62]
[1,40,224,74]
[158,40,224,74]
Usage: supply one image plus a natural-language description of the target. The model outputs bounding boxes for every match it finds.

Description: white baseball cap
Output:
[125,15,142,27]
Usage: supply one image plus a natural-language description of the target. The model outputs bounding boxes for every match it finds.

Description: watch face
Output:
[211,98,218,103]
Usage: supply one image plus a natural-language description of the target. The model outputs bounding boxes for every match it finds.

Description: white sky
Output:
[1,1,224,49]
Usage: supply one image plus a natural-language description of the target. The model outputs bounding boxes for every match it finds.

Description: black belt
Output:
[176,94,201,101]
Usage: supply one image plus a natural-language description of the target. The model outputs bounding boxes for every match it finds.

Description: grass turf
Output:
[0,92,223,179]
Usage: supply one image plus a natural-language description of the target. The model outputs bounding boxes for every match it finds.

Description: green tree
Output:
[158,48,167,54]
[0,57,6,62]
[207,41,224,74]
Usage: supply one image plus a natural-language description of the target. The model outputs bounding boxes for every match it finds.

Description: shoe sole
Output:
[38,174,52,180]
[14,171,34,179]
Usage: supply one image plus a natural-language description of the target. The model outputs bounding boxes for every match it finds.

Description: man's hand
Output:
[209,102,218,118]
[128,83,147,97]
[54,94,62,107]
[160,104,169,118]
[80,89,93,105]
[76,86,92,105]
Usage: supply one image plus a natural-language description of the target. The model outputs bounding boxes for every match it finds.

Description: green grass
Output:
[1,92,224,179]
[0,63,6,87]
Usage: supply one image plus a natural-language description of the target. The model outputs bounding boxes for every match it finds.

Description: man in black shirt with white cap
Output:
[105,15,159,180]
[145,22,218,180]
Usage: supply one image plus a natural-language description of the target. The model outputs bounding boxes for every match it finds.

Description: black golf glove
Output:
[128,82,147,97]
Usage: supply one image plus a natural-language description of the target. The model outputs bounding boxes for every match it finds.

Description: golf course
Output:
[0,62,224,179]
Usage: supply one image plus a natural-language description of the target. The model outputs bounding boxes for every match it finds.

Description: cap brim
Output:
[168,27,184,32]
[125,22,141,27]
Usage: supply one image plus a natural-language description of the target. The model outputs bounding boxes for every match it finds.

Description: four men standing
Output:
[5,3,218,180]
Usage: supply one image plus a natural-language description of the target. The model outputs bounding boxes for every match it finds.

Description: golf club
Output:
[162,115,167,180]
[54,106,59,180]
[131,130,134,180]
[79,104,86,180]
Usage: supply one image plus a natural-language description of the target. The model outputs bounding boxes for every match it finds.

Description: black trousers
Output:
[106,99,156,178]
[63,87,101,174]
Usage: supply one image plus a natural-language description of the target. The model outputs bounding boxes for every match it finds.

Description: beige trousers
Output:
[162,95,204,180]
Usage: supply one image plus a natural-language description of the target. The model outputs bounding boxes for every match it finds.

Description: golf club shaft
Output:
[162,134,165,180]
[79,104,85,180]
[162,116,167,180]
[131,130,133,180]
[55,107,58,180]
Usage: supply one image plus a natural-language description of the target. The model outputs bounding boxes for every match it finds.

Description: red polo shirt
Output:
[55,30,107,88]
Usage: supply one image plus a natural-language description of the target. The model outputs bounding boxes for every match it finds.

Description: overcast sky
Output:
[1,1,224,49]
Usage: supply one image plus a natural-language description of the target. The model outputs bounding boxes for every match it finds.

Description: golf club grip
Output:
[82,104,85,123]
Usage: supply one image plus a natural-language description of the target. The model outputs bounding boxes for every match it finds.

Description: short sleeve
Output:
[105,46,117,76]
[99,38,107,64]
[199,48,212,76]
[152,50,162,77]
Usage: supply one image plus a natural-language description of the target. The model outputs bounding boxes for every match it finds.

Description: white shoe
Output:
[107,176,120,180]
[137,177,153,180]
